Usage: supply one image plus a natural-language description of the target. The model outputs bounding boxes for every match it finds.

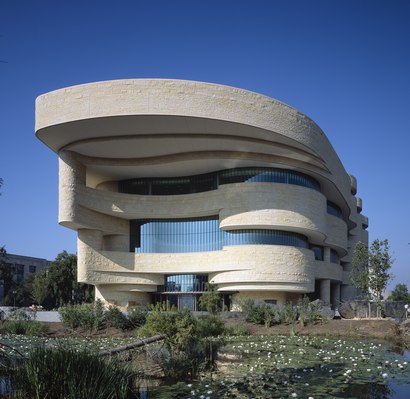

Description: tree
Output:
[30,271,51,306]
[0,246,16,305]
[199,283,221,314]
[351,239,394,317]
[388,283,410,302]
[44,251,94,308]
[47,251,77,307]
[350,241,370,300]
[368,239,393,309]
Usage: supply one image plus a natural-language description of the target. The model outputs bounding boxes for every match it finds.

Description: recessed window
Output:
[310,245,324,261]
[264,299,277,305]
[15,264,24,284]
[160,274,208,293]
[327,201,343,219]
[330,249,340,264]
[120,167,321,196]
[132,216,309,253]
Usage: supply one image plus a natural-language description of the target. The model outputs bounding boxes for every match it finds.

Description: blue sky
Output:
[0,0,409,290]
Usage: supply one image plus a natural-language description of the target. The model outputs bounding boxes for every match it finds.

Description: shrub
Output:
[297,296,310,327]
[127,307,147,328]
[224,321,249,336]
[308,302,322,324]
[236,296,255,313]
[197,314,226,338]
[7,308,31,321]
[25,320,50,336]
[284,302,297,324]
[0,320,49,336]
[149,301,176,312]
[139,309,226,379]
[0,320,26,335]
[198,283,221,314]
[245,303,275,327]
[13,347,138,399]
[105,306,131,330]
[59,301,105,331]
[59,305,77,329]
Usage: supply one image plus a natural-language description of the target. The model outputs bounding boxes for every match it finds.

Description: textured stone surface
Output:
[35,79,369,308]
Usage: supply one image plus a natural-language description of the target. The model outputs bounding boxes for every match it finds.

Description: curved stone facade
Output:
[35,79,368,309]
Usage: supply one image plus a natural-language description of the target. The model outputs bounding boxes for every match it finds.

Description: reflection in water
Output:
[339,383,392,399]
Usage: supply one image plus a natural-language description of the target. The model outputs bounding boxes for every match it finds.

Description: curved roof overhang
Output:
[35,79,356,229]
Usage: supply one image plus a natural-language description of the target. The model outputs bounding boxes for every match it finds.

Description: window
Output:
[15,264,24,284]
[160,274,208,293]
[224,229,308,248]
[135,217,223,253]
[132,216,309,253]
[327,201,343,219]
[310,245,324,261]
[330,249,340,264]
[264,299,277,305]
[29,265,36,273]
[120,167,321,196]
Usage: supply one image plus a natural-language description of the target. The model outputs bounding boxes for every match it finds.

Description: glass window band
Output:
[120,167,321,195]
[131,216,309,253]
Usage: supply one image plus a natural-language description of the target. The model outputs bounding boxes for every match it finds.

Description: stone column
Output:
[77,229,103,283]
[331,282,341,309]
[58,151,86,227]
[324,247,331,262]
[320,279,331,304]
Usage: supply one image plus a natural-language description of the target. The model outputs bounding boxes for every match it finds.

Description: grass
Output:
[12,346,138,399]
[0,320,49,336]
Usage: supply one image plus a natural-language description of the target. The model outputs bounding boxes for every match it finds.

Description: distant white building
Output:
[35,79,368,310]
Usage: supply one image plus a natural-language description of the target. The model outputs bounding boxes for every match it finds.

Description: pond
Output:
[0,334,408,398]
[152,335,410,399]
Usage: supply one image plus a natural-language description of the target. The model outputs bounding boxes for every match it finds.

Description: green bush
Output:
[105,305,131,330]
[224,321,249,336]
[7,308,31,321]
[149,301,176,312]
[13,347,137,399]
[127,307,147,328]
[25,321,50,336]
[197,314,226,337]
[246,303,275,327]
[198,283,221,314]
[139,309,226,379]
[297,296,310,327]
[0,320,50,336]
[0,320,26,335]
[59,301,105,331]
[308,302,322,324]
[236,296,255,313]
[284,302,297,324]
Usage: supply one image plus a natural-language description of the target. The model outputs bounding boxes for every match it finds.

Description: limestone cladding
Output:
[35,79,369,308]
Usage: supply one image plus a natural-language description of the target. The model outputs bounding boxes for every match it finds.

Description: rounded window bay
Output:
[120,167,320,196]
[133,216,308,253]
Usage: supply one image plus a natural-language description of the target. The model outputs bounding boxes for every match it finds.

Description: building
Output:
[35,79,368,310]
[1,253,50,304]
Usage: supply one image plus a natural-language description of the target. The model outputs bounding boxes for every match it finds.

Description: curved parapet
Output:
[356,197,363,213]
[36,79,354,221]
[349,174,357,195]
